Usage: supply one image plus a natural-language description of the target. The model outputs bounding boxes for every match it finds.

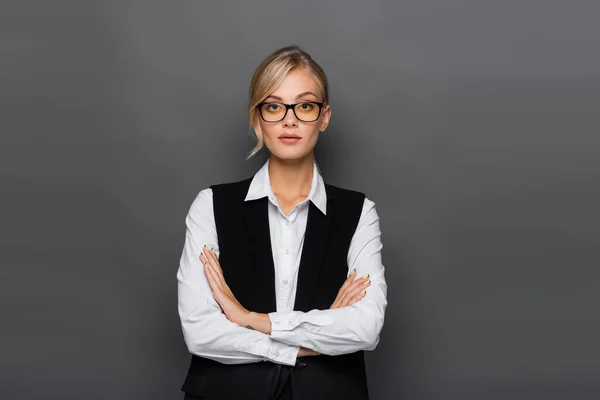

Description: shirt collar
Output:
[244,159,327,215]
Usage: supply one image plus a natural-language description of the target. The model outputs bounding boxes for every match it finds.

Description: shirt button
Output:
[285,249,290,255]
[273,351,280,357]
[287,354,292,359]
[288,321,293,326]
[283,280,288,285]
[285,221,290,226]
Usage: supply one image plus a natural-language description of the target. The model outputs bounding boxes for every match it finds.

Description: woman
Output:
[177,45,387,400]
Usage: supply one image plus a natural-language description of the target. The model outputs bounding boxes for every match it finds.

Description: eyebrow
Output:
[266,91,319,101]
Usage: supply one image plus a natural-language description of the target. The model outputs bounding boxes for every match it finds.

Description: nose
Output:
[282,107,298,127]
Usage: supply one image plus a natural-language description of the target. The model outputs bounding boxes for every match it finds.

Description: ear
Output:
[319,104,331,132]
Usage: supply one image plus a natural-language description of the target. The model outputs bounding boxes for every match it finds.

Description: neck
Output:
[268,152,315,200]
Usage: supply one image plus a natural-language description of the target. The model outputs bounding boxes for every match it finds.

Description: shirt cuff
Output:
[268,311,333,331]
[234,337,299,366]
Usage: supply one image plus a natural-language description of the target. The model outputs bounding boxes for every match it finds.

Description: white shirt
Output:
[177,160,387,366]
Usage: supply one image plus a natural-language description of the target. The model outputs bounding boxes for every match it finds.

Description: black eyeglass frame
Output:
[256,101,325,123]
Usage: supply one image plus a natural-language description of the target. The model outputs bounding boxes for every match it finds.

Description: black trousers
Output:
[184,363,293,400]
[181,356,369,400]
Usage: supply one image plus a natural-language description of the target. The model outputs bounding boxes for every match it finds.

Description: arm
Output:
[245,198,388,356]
[177,188,300,366]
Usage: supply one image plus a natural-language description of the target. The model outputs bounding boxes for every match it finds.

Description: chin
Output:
[268,145,313,161]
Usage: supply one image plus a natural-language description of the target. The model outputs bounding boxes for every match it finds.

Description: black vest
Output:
[182,178,370,400]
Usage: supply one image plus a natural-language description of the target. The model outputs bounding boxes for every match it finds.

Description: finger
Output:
[348,289,368,307]
[338,273,368,301]
[330,297,340,309]
[330,270,358,308]
[203,257,224,292]
[203,261,221,292]
[201,252,227,293]
[203,247,227,286]
[344,275,370,301]
[204,247,223,276]
[342,286,368,307]
[203,247,237,299]
[340,275,370,306]
[204,265,231,310]
[338,269,357,294]
[203,258,241,312]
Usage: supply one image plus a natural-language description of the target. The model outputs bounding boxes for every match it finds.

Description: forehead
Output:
[270,68,321,98]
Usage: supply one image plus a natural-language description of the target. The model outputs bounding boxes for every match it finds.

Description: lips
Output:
[278,134,301,139]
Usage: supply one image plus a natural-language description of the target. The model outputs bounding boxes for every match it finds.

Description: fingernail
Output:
[352,269,356,275]
[363,274,369,279]
[364,279,371,285]
[361,289,366,295]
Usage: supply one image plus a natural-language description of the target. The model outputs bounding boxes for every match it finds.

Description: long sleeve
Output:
[177,188,300,366]
[268,198,388,356]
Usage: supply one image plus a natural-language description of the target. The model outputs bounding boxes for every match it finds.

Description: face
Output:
[258,68,331,161]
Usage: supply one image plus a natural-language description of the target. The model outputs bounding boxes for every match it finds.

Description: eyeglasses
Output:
[256,101,324,123]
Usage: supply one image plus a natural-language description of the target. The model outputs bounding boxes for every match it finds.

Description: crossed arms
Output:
[177,188,388,366]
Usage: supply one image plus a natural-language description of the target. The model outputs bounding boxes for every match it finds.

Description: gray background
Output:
[2,1,599,399]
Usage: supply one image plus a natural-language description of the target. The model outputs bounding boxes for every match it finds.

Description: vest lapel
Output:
[294,198,333,312]
[242,197,277,312]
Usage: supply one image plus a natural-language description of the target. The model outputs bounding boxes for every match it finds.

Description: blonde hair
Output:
[247,45,329,159]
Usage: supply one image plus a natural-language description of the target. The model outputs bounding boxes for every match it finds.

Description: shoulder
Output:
[188,176,252,209]
[325,183,378,225]
[187,177,257,219]
[210,177,253,200]
[324,183,365,202]
[325,183,375,208]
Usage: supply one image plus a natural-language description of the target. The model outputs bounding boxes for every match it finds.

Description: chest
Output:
[211,181,364,314]
[221,202,347,314]
[265,202,309,311]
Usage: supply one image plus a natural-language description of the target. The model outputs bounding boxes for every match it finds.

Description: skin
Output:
[200,68,371,358]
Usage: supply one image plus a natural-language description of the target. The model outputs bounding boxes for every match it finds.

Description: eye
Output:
[266,103,281,112]
[299,102,314,110]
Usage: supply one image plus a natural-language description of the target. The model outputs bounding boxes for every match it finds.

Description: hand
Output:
[298,347,320,357]
[330,269,371,309]
[200,246,250,326]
